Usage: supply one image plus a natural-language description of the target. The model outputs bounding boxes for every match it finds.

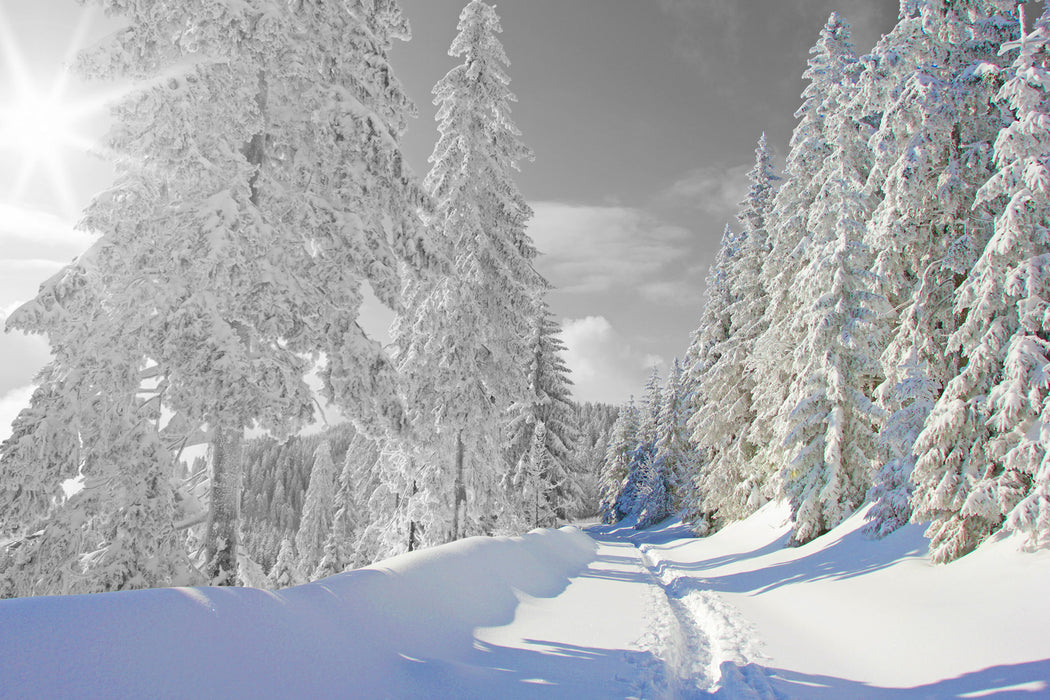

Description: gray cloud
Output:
[529,202,694,295]
[661,162,751,221]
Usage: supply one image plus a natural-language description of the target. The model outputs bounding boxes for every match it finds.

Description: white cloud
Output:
[0,310,50,395]
[528,202,693,295]
[0,385,33,444]
[560,315,663,405]
[662,163,751,219]
[0,202,85,252]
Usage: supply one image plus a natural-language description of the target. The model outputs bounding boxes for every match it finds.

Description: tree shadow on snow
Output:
[761,658,1050,699]
[663,521,929,597]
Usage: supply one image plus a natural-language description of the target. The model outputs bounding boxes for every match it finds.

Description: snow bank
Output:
[638,502,1050,698]
[0,526,596,700]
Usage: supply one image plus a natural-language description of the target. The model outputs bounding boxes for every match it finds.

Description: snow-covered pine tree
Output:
[866,350,940,538]
[598,399,639,524]
[680,224,739,531]
[268,537,305,589]
[618,441,657,525]
[375,0,544,552]
[0,269,197,595]
[857,0,1018,548]
[640,367,664,448]
[750,14,858,491]
[295,441,337,577]
[506,301,580,527]
[913,6,1050,560]
[572,403,620,518]
[782,96,887,546]
[1,0,430,591]
[636,361,691,529]
[693,134,780,526]
[651,358,695,516]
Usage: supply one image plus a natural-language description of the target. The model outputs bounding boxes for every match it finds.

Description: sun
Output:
[0,86,88,172]
[0,4,114,217]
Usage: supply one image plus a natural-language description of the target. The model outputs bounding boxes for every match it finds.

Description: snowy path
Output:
[465,524,778,699]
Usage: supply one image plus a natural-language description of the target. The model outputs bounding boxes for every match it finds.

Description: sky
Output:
[0,0,905,438]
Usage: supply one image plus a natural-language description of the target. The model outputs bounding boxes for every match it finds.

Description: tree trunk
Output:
[206,425,244,585]
[408,480,420,552]
[452,430,466,541]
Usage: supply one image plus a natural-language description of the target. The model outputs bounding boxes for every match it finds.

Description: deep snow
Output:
[3,505,1050,699]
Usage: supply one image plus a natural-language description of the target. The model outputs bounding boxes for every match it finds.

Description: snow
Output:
[4,504,1050,699]
[638,502,1050,697]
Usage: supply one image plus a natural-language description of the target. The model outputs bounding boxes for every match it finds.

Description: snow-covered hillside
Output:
[3,505,1049,699]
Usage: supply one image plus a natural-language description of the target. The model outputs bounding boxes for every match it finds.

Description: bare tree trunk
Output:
[452,430,466,541]
[206,425,244,585]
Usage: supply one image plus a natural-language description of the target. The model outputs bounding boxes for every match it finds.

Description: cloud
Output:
[0,202,86,254]
[528,202,693,295]
[0,385,33,444]
[654,1,898,107]
[0,311,50,396]
[560,315,664,405]
[661,162,751,220]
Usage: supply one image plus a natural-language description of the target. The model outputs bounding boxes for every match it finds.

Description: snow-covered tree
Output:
[693,134,779,526]
[913,6,1050,561]
[506,302,580,527]
[782,98,887,545]
[640,367,664,447]
[750,14,858,489]
[651,359,695,515]
[866,350,940,538]
[617,441,657,525]
[377,0,544,550]
[1,0,430,591]
[268,537,305,589]
[598,400,639,524]
[296,441,337,577]
[680,224,739,531]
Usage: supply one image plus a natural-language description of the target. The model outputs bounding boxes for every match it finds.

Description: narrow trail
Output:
[471,523,782,699]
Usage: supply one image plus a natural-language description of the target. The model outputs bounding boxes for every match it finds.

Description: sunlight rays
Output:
[0,4,117,217]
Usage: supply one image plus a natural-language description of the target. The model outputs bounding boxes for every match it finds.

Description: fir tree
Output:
[598,401,637,524]
[750,14,858,493]
[652,358,695,516]
[296,441,337,577]
[2,0,429,591]
[681,224,739,531]
[694,134,780,526]
[914,6,1050,560]
[268,537,305,589]
[506,302,580,527]
[866,350,939,538]
[378,0,544,551]
[782,99,887,545]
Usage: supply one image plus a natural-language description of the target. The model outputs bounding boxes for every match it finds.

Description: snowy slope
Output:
[636,503,1050,698]
[4,507,1050,699]
[0,527,596,700]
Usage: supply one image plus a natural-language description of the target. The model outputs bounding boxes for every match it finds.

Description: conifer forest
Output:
[3,2,1050,697]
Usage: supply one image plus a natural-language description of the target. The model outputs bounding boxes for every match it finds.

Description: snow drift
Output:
[0,526,596,700]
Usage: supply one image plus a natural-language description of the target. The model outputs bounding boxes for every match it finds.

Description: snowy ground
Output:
[3,505,1050,699]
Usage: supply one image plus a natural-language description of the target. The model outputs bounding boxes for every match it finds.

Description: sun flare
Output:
[0,4,113,216]
[0,88,84,164]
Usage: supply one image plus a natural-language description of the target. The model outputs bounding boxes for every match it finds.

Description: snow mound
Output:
[0,526,596,700]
